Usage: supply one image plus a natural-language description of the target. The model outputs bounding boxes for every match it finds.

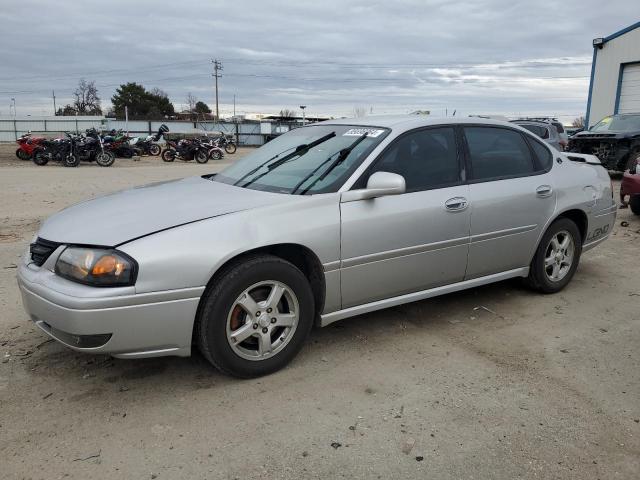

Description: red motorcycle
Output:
[16,132,46,160]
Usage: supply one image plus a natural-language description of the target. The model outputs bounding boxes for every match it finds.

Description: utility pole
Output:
[300,105,307,125]
[212,59,223,121]
[52,90,56,115]
[233,94,236,117]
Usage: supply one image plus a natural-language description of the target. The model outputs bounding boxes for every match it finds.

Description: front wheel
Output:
[525,218,582,293]
[149,144,161,156]
[224,142,237,154]
[625,150,640,173]
[195,150,209,164]
[209,148,223,160]
[197,255,314,378]
[16,148,31,160]
[96,151,115,167]
[161,149,176,162]
[630,195,640,215]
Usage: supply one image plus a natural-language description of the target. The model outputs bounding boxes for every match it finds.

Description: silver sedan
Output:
[18,116,617,377]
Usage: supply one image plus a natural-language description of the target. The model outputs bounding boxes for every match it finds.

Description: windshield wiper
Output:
[236,132,336,188]
[294,132,368,195]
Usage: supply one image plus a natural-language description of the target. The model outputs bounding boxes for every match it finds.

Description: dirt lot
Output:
[0,143,639,479]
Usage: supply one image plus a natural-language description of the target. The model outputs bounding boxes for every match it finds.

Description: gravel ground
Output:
[0,144,639,479]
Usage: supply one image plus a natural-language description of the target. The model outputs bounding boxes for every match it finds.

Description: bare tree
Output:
[185,92,198,120]
[279,109,296,119]
[572,116,586,128]
[353,106,367,118]
[73,79,101,115]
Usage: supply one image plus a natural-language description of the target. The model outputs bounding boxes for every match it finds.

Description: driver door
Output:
[339,126,471,308]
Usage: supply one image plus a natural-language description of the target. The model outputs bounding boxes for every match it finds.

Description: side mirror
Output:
[341,171,406,202]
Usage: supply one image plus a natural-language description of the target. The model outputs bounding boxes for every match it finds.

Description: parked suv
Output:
[568,114,640,171]
[511,120,563,151]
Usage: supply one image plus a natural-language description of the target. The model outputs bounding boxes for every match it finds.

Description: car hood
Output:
[38,176,295,246]
[573,130,639,139]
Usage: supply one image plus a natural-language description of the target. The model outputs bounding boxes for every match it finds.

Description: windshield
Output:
[212,124,389,194]
[591,114,640,132]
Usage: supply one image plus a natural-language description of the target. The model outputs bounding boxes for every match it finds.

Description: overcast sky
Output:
[0,0,638,121]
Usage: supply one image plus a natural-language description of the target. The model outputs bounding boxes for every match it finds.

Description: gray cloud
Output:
[0,0,637,122]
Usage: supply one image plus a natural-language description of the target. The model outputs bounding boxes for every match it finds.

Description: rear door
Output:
[340,126,470,308]
[463,126,557,279]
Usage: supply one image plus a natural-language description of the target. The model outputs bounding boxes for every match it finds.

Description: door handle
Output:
[536,185,553,197]
[445,197,469,212]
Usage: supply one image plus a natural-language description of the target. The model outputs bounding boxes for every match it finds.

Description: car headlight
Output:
[55,247,137,287]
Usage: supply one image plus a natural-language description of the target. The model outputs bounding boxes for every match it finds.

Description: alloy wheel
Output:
[544,230,574,282]
[226,281,299,361]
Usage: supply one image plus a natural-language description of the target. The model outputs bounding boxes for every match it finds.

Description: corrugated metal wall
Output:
[0,117,290,145]
[588,26,640,127]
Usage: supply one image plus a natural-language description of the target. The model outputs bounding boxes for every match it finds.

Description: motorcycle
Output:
[16,132,46,160]
[103,129,141,158]
[161,138,209,163]
[214,134,237,154]
[198,137,225,160]
[79,129,116,166]
[32,134,79,167]
[128,124,169,156]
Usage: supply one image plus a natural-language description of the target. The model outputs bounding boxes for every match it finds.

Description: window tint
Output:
[370,127,460,191]
[528,137,553,171]
[464,127,534,180]
[552,122,565,134]
[518,123,549,139]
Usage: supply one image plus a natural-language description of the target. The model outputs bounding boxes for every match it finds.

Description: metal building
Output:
[586,21,640,128]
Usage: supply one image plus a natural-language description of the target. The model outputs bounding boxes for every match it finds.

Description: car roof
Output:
[320,115,518,130]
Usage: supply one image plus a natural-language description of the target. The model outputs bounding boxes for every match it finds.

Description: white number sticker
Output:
[343,128,385,137]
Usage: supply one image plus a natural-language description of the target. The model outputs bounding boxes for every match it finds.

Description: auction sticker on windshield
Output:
[343,128,385,137]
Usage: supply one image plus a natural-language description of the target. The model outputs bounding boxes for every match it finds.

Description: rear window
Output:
[518,123,549,139]
[528,137,553,171]
[553,122,565,134]
[464,127,534,180]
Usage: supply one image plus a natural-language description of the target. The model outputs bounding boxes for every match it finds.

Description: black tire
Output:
[149,144,161,156]
[525,218,582,293]
[625,150,640,173]
[32,149,49,166]
[96,151,115,167]
[16,148,31,160]
[64,154,80,167]
[197,255,315,378]
[161,149,176,162]
[224,143,237,154]
[195,150,209,164]
[630,195,640,215]
[209,149,223,160]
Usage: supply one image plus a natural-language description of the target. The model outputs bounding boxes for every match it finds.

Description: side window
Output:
[369,127,460,191]
[464,127,534,180]
[528,137,553,171]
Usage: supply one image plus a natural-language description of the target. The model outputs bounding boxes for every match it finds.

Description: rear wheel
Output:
[161,149,176,162]
[525,218,581,293]
[224,142,237,154]
[197,255,314,378]
[195,150,209,164]
[96,151,115,167]
[630,195,640,215]
[149,144,161,156]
